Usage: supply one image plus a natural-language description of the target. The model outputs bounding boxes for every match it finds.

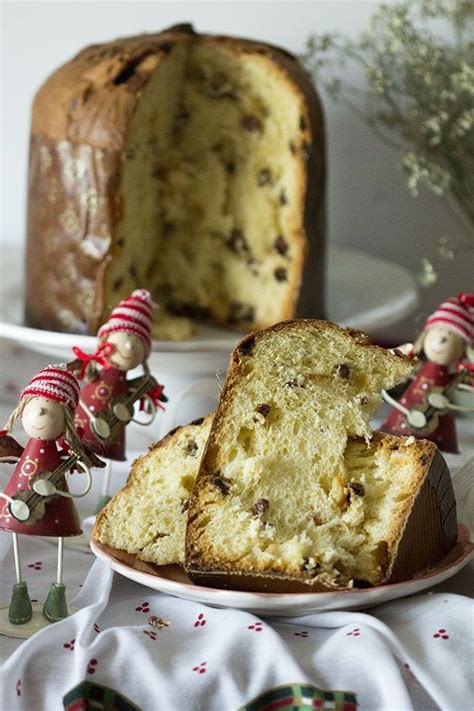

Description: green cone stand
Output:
[43,582,68,623]
[8,581,33,625]
[0,602,78,639]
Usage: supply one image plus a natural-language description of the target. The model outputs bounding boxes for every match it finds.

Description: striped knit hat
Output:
[425,293,474,345]
[20,364,80,412]
[98,289,154,356]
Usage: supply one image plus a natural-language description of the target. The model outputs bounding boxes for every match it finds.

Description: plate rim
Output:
[90,524,473,606]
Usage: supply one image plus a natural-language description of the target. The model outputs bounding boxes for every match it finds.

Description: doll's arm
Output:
[0,434,24,462]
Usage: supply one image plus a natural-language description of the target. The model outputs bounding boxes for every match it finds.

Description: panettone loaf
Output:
[185,320,457,591]
[25,25,325,339]
[93,415,212,566]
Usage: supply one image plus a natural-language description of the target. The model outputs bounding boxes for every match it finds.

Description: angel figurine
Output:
[380,293,474,452]
[72,290,167,510]
[0,364,104,625]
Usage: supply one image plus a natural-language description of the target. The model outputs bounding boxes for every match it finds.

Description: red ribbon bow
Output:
[457,361,474,374]
[72,343,114,379]
[140,383,166,412]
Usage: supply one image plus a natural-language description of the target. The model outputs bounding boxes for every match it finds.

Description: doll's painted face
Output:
[424,326,465,365]
[22,397,66,440]
[106,332,146,371]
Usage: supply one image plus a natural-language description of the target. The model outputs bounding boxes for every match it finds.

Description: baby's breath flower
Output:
[301,0,474,254]
[450,64,474,94]
[437,236,456,260]
[417,258,438,287]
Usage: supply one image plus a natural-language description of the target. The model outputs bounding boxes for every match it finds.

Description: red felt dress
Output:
[0,438,82,536]
[74,367,128,461]
[380,361,458,453]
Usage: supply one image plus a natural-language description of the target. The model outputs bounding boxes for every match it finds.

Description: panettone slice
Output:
[93,415,212,567]
[185,320,457,592]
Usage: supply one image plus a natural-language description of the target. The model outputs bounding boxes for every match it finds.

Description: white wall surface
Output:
[1,0,472,340]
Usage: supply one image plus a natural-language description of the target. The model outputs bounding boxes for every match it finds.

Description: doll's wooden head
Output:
[97,289,154,372]
[413,293,473,366]
[3,364,83,449]
[22,396,66,440]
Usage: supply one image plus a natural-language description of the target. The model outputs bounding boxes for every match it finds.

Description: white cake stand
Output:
[0,246,418,434]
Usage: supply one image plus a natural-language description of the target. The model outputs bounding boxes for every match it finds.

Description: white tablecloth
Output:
[0,339,472,711]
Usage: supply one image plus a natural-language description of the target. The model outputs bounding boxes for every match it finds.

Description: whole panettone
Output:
[25,24,326,339]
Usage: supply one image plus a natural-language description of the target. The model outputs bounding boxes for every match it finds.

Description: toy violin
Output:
[80,373,166,443]
[384,363,474,433]
[6,445,103,526]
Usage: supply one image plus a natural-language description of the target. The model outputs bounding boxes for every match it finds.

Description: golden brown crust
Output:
[184,568,342,593]
[387,447,457,583]
[25,25,325,334]
[31,27,195,148]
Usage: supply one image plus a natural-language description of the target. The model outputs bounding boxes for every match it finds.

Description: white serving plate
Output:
[90,525,473,617]
[0,247,418,375]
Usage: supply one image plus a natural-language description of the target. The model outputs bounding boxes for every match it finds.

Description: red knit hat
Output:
[21,364,80,412]
[98,289,154,356]
[425,293,474,345]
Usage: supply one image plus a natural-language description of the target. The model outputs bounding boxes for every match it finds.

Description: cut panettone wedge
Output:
[93,415,212,568]
[185,320,457,592]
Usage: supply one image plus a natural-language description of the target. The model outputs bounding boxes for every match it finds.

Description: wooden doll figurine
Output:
[380,293,474,452]
[0,365,99,625]
[73,290,166,510]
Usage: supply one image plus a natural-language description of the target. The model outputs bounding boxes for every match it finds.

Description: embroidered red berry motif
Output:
[143,630,157,640]
[192,662,207,674]
[433,628,449,639]
[248,622,263,632]
[93,623,101,634]
[87,659,98,675]
[194,613,207,628]
[30,599,38,603]
[346,628,361,637]
[28,561,42,571]
[16,680,21,697]
[63,639,75,651]
[294,630,309,637]
[135,601,150,613]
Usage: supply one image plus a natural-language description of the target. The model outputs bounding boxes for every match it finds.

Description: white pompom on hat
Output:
[20,364,80,411]
[425,293,474,345]
[98,289,155,356]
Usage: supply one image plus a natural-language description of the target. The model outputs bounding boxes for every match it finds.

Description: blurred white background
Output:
[1,0,472,341]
